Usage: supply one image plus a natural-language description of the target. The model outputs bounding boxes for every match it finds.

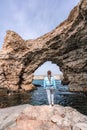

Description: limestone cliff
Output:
[0,0,87,91]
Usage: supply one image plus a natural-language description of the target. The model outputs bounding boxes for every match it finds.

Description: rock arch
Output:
[0,0,87,92]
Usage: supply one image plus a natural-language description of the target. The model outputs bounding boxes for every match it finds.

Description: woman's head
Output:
[47,70,51,76]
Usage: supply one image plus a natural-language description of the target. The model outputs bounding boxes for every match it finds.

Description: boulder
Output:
[0,104,87,130]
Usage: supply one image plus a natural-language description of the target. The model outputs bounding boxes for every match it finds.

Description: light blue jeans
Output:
[46,87,55,105]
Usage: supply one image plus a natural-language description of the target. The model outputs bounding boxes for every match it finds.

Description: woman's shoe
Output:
[52,103,54,106]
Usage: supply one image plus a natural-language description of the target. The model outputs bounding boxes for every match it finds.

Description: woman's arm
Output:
[53,78,56,89]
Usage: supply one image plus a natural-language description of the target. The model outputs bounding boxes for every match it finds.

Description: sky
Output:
[0,0,79,75]
[34,61,63,75]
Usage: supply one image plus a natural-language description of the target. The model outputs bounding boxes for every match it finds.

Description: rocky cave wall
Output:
[0,0,87,92]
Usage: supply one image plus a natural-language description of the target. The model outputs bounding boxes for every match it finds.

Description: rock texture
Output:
[0,104,87,130]
[0,0,87,91]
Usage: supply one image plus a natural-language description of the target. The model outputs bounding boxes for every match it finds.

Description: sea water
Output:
[0,79,87,115]
[32,79,87,115]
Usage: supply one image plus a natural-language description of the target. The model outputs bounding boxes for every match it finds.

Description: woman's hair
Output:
[47,70,51,82]
[47,70,51,76]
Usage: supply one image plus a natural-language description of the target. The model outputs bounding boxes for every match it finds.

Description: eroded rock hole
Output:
[32,61,63,87]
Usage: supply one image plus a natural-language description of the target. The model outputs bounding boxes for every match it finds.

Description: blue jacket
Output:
[44,76,56,89]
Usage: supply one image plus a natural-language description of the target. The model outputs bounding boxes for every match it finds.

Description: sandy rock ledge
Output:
[0,104,87,130]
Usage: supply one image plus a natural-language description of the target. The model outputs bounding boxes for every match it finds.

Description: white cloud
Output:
[0,0,79,45]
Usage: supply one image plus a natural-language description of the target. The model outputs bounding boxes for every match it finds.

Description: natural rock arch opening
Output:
[20,58,66,91]
[34,61,63,75]
[0,0,87,92]
[33,61,63,81]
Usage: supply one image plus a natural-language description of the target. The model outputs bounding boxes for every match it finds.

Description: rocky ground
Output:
[0,104,87,130]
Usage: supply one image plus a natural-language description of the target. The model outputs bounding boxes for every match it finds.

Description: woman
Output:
[44,70,56,106]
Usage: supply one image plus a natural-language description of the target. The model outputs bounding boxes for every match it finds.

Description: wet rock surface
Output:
[0,0,87,92]
[0,104,87,130]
